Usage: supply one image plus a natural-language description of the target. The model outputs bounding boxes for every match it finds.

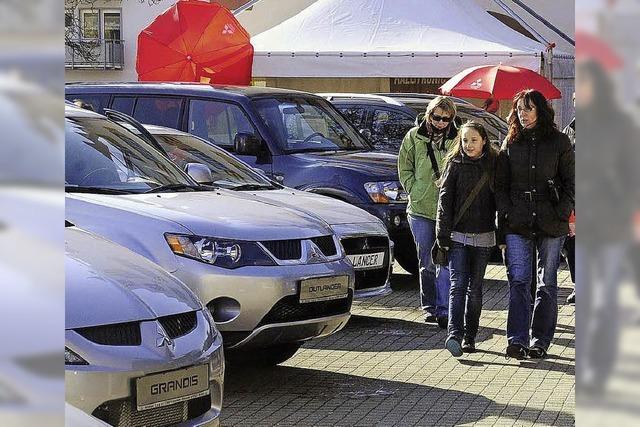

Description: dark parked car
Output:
[65,83,420,274]
[321,93,507,152]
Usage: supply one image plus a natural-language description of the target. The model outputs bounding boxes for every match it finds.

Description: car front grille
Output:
[261,239,301,260]
[75,321,141,346]
[341,236,390,290]
[311,235,337,256]
[258,289,353,327]
[158,311,197,339]
[92,395,210,427]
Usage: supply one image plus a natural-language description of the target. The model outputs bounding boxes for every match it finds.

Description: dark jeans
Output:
[447,242,492,341]
[505,233,565,350]
[407,214,450,317]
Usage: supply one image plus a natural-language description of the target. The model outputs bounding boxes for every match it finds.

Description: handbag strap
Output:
[452,170,489,228]
[425,135,441,179]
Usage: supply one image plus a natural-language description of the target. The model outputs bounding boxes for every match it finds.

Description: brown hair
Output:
[505,89,556,144]
[443,121,492,166]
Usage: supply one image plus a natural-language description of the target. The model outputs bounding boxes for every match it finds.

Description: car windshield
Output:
[65,116,196,194]
[252,96,370,153]
[152,132,278,190]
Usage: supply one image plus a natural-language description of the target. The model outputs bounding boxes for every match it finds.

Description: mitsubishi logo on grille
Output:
[156,324,174,350]
[303,240,328,264]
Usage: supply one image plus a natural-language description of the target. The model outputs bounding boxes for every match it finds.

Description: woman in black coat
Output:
[495,89,575,359]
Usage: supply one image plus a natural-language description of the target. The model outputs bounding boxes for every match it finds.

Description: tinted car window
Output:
[188,99,257,150]
[132,97,182,129]
[337,106,367,129]
[253,97,368,153]
[112,96,135,115]
[371,109,415,149]
[65,94,109,114]
[65,116,193,192]
[153,133,273,189]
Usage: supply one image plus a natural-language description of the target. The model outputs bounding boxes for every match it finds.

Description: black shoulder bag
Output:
[431,169,490,265]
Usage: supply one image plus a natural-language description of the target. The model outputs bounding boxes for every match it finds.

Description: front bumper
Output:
[65,312,224,426]
[332,222,393,299]
[173,258,355,345]
[231,312,351,349]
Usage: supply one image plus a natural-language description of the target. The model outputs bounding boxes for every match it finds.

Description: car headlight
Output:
[364,181,408,203]
[165,233,276,268]
[65,347,88,365]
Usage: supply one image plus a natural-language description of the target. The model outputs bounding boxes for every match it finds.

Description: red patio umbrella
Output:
[439,64,561,100]
[575,30,623,71]
[137,0,253,85]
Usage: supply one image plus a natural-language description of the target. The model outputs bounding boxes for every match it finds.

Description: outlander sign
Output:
[390,77,450,94]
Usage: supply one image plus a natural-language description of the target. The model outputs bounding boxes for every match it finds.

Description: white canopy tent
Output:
[250,0,547,78]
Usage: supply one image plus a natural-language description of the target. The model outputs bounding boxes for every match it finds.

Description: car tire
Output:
[227,342,302,366]
[394,245,418,276]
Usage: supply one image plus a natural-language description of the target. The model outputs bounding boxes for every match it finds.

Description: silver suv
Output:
[64,105,355,365]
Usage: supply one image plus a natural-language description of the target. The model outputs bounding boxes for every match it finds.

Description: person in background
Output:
[398,96,458,328]
[495,89,575,360]
[482,97,500,114]
[436,121,498,356]
[576,60,639,395]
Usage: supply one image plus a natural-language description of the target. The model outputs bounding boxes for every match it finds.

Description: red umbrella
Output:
[575,30,623,71]
[137,0,253,85]
[439,64,561,100]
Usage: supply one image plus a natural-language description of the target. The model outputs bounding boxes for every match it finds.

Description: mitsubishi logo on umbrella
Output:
[156,323,174,350]
[222,23,236,35]
[470,78,482,89]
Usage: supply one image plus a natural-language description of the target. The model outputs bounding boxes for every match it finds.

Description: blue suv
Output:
[65,83,418,273]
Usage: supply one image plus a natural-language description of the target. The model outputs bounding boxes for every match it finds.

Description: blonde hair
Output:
[425,96,457,120]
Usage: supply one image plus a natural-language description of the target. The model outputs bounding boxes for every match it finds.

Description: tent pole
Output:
[492,0,549,46]
[510,0,575,46]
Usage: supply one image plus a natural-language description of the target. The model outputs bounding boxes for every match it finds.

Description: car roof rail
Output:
[316,93,405,106]
[103,108,168,157]
[374,92,473,105]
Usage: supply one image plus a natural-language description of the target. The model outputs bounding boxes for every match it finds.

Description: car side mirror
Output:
[184,163,212,184]
[359,128,372,141]
[234,133,263,156]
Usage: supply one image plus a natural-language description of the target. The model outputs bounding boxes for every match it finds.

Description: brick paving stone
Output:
[221,264,574,426]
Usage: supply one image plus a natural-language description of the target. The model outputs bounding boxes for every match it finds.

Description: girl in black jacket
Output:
[436,121,498,357]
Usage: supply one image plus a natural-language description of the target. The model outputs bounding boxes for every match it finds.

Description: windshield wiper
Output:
[289,147,338,153]
[143,183,203,193]
[65,185,132,195]
[230,183,277,191]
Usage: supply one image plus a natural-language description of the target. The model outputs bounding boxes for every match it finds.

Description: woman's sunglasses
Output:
[431,114,453,123]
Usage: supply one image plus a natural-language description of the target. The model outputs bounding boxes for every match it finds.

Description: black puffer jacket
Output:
[495,127,575,238]
[436,150,498,248]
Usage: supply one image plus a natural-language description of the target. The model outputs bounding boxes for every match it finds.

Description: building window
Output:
[78,9,121,40]
[80,10,99,39]
[103,12,121,40]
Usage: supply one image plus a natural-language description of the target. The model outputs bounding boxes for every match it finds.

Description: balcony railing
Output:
[65,39,124,70]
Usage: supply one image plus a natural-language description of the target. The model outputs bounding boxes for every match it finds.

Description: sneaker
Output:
[462,338,476,353]
[505,343,528,360]
[437,316,448,330]
[566,291,575,304]
[528,346,547,359]
[445,336,463,357]
[424,313,437,323]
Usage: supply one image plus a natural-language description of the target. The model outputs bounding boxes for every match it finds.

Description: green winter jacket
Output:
[398,121,457,220]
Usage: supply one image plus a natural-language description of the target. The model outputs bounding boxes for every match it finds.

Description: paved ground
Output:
[222,263,575,426]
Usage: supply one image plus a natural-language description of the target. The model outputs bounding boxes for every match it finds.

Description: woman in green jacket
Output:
[398,96,458,327]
